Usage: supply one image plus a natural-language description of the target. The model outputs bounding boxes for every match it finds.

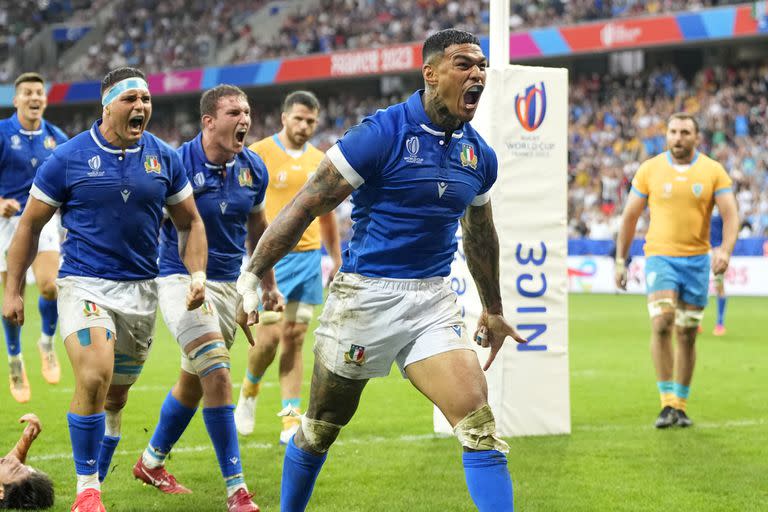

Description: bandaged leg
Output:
[187,339,230,377]
[455,405,514,512]
[279,415,342,512]
[98,409,122,482]
[647,297,676,318]
[674,308,704,328]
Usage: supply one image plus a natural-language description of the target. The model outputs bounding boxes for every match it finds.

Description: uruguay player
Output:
[0,72,68,402]
[234,91,342,443]
[710,208,728,336]
[616,113,738,428]
[131,85,278,512]
[2,67,208,512]
[236,29,525,512]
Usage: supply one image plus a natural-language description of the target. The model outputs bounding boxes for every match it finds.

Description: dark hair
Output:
[668,112,699,133]
[282,91,320,113]
[0,471,54,509]
[14,73,45,89]
[100,67,146,95]
[200,84,248,118]
[422,29,480,64]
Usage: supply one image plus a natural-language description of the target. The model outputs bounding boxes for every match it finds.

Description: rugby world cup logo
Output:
[514,82,547,132]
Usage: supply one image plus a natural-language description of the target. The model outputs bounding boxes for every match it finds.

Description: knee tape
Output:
[284,302,315,324]
[259,310,282,325]
[647,298,676,318]
[187,340,230,378]
[300,415,342,454]
[453,405,509,454]
[675,308,704,328]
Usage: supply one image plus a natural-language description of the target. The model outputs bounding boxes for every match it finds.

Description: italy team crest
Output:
[460,143,478,169]
[200,301,214,316]
[238,168,252,187]
[144,155,161,173]
[343,344,366,366]
[83,301,100,317]
[43,136,57,150]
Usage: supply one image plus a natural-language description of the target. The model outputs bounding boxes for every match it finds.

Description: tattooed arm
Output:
[245,157,354,279]
[461,200,527,370]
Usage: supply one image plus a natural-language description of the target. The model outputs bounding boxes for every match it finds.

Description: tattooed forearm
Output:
[461,200,502,315]
[247,156,354,278]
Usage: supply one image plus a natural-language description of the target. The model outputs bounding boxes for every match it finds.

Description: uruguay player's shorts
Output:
[156,275,238,375]
[274,249,323,305]
[314,272,472,380]
[0,214,60,271]
[645,254,710,308]
[56,276,158,385]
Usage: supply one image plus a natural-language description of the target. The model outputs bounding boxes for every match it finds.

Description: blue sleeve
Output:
[165,149,191,204]
[481,147,498,195]
[326,117,390,188]
[31,152,67,206]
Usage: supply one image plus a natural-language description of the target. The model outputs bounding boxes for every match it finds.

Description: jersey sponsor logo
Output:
[121,189,131,202]
[343,344,366,366]
[403,136,423,164]
[238,167,252,187]
[144,155,161,174]
[514,82,547,132]
[460,143,478,169]
[662,183,672,198]
[692,183,703,197]
[10,135,21,150]
[87,155,104,176]
[30,157,38,167]
[193,172,205,187]
[438,181,448,198]
[219,201,228,214]
[43,135,57,150]
[83,301,100,317]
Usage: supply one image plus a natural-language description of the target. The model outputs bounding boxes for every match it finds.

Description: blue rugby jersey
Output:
[326,90,497,279]
[30,120,191,280]
[0,113,68,212]
[158,133,268,281]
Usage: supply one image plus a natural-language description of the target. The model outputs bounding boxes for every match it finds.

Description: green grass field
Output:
[1,291,767,511]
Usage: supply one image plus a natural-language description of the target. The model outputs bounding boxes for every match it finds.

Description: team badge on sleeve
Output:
[43,136,57,149]
[343,344,366,366]
[144,155,161,174]
[460,143,478,169]
[238,168,253,187]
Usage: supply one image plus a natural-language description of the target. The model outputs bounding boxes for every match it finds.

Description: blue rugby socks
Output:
[203,405,247,497]
[463,450,514,512]
[142,391,197,468]
[68,412,105,493]
[281,436,327,512]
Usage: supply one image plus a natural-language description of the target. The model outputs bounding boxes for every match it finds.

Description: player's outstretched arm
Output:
[6,413,42,462]
[245,156,353,279]
[167,195,208,309]
[713,190,738,275]
[2,198,56,326]
[461,200,527,370]
[615,192,646,290]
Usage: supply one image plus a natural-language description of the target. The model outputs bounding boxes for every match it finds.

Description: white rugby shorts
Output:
[314,272,472,380]
[156,275,238,374]
[56,276,158,385]
[0,214,60,272]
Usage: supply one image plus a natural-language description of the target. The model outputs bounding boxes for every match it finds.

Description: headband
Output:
[101,77,149,107]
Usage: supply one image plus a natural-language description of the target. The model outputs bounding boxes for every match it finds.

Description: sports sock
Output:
[242,370,262,397]
[716,296,727,326]
[97,435,120,482]
[282,398,301,410]
[281,435,327,512]
[674,382,690,412]
[3,317,22,356]
[202,405,246,497]
[657,381,675,408]
[38,297,58,341]
[68,412,105,493]
[142,391,197,468]
[463,450,514,512]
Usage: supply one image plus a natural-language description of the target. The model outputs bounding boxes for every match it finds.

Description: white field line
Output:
[49,382,277,393]
[28,419,767,463]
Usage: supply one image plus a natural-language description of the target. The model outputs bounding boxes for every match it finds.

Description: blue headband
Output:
[101,77,149,107]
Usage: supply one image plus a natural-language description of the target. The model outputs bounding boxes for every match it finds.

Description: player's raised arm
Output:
[244,156,353,280]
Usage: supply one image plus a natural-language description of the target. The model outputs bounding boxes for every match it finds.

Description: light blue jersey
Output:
[159,133,268,281]
[0,113,68,212]
[31,121,191,280]
[326,90,497,279]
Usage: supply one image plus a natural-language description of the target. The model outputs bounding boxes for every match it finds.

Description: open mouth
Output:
[235,128,247,144]
[463,85,484,109]
[29,105,41,113]
[128,115,144,132]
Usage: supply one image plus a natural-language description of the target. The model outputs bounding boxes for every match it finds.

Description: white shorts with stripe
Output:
[314,272,472,380]
[0,214,60,272]
[56,276,158,385]
[156,275,238,375]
